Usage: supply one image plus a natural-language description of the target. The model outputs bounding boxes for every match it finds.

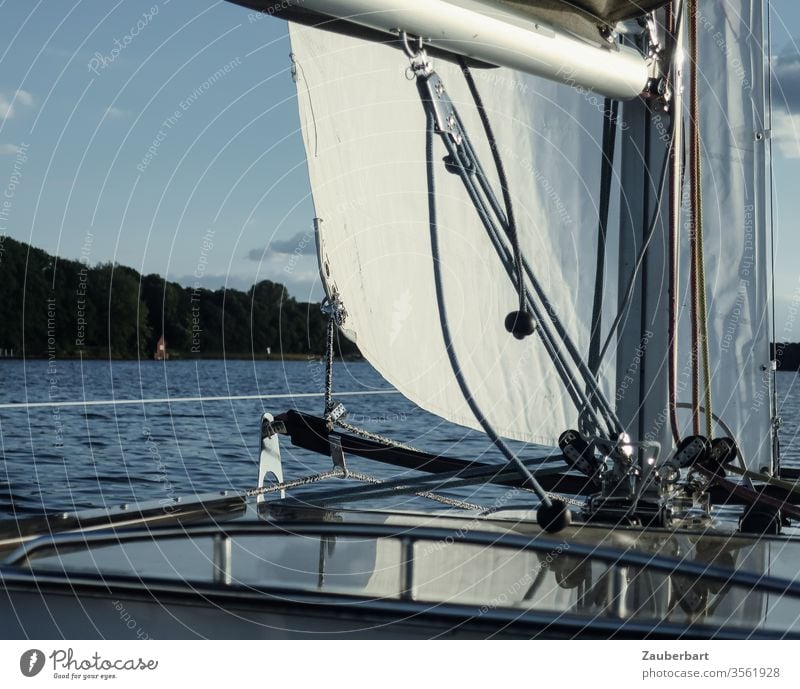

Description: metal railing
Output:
[6,520,800,604]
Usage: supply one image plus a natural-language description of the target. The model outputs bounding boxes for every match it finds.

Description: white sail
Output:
[288,0,774,463]
[290,23,615,446]
[675,0,773,471]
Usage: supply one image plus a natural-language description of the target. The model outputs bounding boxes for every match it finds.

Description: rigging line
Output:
[666,0,691,449]
[444,121,604,432]
[412,62,618,436]
[457,57,526,317]
[335,419,424,454]
[637,109,653,445]
[595,112,675,371]
[323,308,336,413]
[423,103,552,508]
[688,0,701,435]
[253,468,489,512]
[419,75,610,436]
[689,0,713,439]
[766,0,781,471]
[452,109,621,435]
[262,463,579,512]
[0,390,400,411]
[335,470,488,512]
[667,0,681,445]
[589,98,619,378]
[320,291,428,454]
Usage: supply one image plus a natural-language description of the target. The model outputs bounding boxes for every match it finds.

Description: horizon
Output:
[0,230,318,300]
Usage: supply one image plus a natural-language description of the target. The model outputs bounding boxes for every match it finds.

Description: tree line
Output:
[0,235,357,359]
[773,343,800,371]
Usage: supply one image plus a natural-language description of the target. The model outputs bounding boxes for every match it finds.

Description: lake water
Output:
[0,359,509,519]
[1,359,799,520]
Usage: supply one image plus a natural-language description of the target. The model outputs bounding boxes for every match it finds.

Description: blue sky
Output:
[0,0,319,300]
[1,0,799,332]
[768,0,800,339]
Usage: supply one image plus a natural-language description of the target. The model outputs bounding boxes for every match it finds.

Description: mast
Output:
[614,9,673,470]
[615,0,776,473]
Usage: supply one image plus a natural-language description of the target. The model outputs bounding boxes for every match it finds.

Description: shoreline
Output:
[0,353,363,362]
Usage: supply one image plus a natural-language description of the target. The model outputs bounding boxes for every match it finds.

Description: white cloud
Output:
[772,51,800,114]
[247,231,316,259]
[15,90,33,107]
[773,108,800,159]
[0,143,21,156]
[172,269,322,300]
[0,90,34,119]
[105,106,128,119]
[770,49,800,159]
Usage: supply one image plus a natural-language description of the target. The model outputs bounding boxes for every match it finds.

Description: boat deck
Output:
[2,493,800,639]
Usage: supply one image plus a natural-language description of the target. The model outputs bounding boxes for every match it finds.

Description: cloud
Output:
[247,231,316,260]
[771,49,800,159]
[244,240,323,299]
[15,90,33,107]
[173,272,255,293]
[171,229,322,303]
[104,106,128,119]
[269,268,322,301]
[0,90,34,118]
[773,50,800,114]
[773,109,800,159]
[0,143,21,156]
[173,269,322,301]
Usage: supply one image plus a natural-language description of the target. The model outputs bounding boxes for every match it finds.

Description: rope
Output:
[247,470,344,495]
[667,0,682,445]
[335,419,424,454]
[0,390,400,411]
[324,312,335,414]
[588,98,619,378]
[337,421,583,508]
[306,56,582,515]
[458,58,527,317]
[319,294,429,455]
[423,103,552,508]
[689,0,713,439]
[442,88,621,437]
[688,1,700,435]
[697,225,713,439]
[445,118,612,435]
[250,467,487,512]
[318,295,492,511]
[345,470,486,511]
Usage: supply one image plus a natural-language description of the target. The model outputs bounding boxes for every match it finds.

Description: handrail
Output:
[6,520,800,601]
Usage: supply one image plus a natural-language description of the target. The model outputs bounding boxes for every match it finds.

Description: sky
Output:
[0,0,799,330]
[0,0,320,301]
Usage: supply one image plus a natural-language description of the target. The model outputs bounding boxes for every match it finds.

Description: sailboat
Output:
[2,0,800,638]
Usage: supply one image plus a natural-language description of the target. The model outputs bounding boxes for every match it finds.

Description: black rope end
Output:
[505,310,535,339]
[537,498,572,533]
